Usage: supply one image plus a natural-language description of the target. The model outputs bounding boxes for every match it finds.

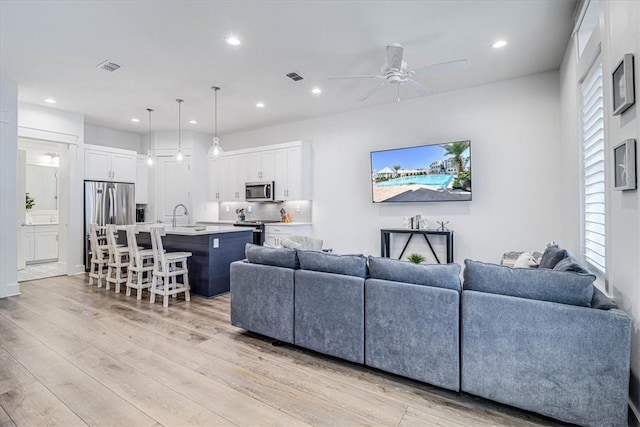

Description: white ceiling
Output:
[1,0,577,136]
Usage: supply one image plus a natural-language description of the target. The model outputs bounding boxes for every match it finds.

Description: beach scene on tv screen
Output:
[371,140,471,202]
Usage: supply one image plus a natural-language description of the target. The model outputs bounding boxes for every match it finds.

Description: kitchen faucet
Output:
[172,204,189,228]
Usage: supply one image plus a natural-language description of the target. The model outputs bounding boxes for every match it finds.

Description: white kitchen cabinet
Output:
[273,142,311,200]
[210,154,248,201]
[248,150,275,182]
[84,144,136,182]
[264,224,312,248]
[208,157,222,201]
[135,156,149,204]
[24,224,59,263]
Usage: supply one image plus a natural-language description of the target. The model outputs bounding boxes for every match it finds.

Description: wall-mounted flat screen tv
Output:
[370,140,471,203]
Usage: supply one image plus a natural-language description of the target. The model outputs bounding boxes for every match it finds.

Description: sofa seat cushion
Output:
[245,243,298,269]
[463,259,595,307]
[368,256,461,292]
[298,250,367,278]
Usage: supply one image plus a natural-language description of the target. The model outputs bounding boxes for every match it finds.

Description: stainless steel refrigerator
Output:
[84,181,135,270]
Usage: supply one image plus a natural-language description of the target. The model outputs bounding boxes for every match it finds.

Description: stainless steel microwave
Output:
[245,181,276,202]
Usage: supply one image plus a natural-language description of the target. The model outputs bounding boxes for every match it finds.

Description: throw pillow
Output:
[280,238,303,250]
[298,250,367,278]
[367,256,461,291]
[463,259,595,307]
[553,256,590,274]
[591,287,619,310]
[539,246,567,269]
[513,252,539,268]
[245,243,298,269]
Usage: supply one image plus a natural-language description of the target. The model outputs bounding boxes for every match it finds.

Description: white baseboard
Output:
[0,281,21,298]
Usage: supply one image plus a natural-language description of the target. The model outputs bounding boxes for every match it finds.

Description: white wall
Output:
[85,124,141,152]
[560,1,640,420]
[221,71,565,262]
[603,0,640,419]
[0,79,19,298]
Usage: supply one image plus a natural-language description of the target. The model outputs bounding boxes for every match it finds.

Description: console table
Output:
[380,229,454,264]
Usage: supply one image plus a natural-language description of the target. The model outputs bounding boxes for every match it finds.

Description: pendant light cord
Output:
[176,99,183,151]
[147,108,153,152]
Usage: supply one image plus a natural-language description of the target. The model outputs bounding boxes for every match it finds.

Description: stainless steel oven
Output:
[233,219,280,245]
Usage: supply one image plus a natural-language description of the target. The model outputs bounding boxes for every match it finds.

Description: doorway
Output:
[17,138,68,282]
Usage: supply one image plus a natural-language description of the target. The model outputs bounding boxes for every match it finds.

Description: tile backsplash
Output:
[219,200,312,223]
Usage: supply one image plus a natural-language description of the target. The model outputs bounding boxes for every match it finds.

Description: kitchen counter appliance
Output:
[233,219,280,245]
[245,181,276,202]
[84,180,135,270]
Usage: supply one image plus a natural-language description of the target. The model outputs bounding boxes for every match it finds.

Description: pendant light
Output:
[146,108,154,166]
[208,86,224,159]
[175,98,184,162]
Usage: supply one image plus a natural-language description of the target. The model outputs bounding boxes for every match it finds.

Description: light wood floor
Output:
[0,274,568,427]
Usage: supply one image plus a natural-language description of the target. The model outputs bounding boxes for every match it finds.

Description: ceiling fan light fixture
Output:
[208,86,224,159]
[175,99,184,162]
[492,40,508,49]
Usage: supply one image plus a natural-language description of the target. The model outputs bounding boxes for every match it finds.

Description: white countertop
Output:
[135,224,252,236]
[197,220,312,226]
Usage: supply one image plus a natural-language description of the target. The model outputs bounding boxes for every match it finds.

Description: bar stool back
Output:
[105,224,130,293]
[149,226,192,307]
[125,225,155,299]
[88,223,108,287]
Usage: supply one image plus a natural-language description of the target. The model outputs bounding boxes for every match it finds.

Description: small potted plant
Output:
[25,193,35,210]
[407,253,425,264]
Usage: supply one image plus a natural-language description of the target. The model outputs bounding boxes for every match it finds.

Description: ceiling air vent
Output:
[285,72,304,82]
[97,60,121,72]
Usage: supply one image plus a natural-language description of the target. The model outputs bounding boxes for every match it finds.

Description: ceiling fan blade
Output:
[386,44,404,71]
[327,74,384,80]
[403,79,432,96]
[358,81,387,102]
[413,58,470,75]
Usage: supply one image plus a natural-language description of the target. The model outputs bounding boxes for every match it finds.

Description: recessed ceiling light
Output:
[311,87,322,94]
[44,98,56,104]
[131,118,140,122]
[226,36,241,46]
[256,102,265,108]
[492,40,508,49]
[189,120,198,124]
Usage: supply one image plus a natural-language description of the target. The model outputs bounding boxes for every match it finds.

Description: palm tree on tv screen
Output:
[393,164,401,177]
[442,141,469,173]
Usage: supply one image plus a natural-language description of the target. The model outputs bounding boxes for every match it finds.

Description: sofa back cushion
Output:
[463,259,595,307]
[245,243,298,269]
[298,250,367,278]
[368,256,461,292]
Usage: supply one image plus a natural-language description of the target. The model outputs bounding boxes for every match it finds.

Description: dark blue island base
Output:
[134,229,252,298]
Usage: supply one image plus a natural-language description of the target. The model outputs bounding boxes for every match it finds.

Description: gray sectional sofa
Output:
[230,244,631,427]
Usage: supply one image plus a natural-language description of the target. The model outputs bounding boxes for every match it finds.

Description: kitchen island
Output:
[133,225,252,298]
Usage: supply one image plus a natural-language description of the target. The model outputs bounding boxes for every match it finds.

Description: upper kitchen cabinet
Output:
[273,141,311,200]
[135,155,149,204]
[210,154,249,201]
[84,144,136,183]
[248,150,275,182]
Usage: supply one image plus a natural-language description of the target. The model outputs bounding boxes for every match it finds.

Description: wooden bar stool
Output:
[88,223,109,287]
[105,224,130,293]
[149,226,192,307]
[125,225,155,299]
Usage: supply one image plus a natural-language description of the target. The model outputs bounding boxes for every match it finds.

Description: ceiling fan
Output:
[328,44,470,102]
